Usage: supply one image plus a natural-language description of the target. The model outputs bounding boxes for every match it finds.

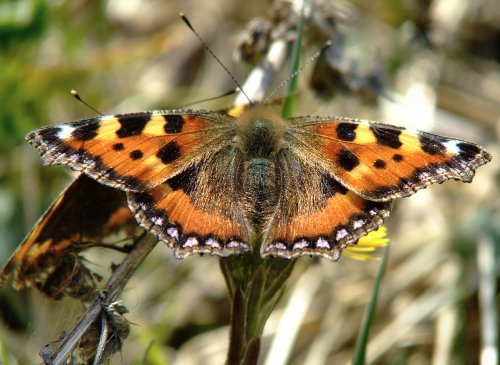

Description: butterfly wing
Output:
[26,110,235,192]
[0,174,136,299]
[262,148,391,260]
[262,115,490,260]
[286,116,491,201]
[127,145,251,258]
[27,110,252,258]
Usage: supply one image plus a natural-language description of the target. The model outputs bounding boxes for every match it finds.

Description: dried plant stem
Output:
[43,233,158,365]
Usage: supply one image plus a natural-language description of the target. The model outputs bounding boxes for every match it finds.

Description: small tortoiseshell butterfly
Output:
[0,174,136,299]
[22,107,491,261]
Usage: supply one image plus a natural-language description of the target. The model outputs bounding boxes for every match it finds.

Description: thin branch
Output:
[43,233,158,365]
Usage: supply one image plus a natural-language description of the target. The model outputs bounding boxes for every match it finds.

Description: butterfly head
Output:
[234,108,288,159]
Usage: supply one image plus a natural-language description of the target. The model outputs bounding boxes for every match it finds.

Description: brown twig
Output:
[42,232,158,365]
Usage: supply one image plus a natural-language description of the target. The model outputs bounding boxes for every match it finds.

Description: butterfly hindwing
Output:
[287,116,491,201]
[261,149,392,260]
[26,110,235,192]
[127,146,251,258]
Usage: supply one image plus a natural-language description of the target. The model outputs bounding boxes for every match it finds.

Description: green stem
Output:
[353,243,391,365]
[282,0,307,118]
[221,247,295,364]
[227,289,247,364]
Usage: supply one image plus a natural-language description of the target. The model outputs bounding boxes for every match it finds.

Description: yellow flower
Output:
[343,226,389,261]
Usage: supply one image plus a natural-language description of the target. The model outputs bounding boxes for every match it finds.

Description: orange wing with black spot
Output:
[127,146,251,258]
[26,110,235,192]
[24,110,491,261]
[262,149,391,260]
[27,110,251,258]
[287,116,491,201]
[261,116,490,260]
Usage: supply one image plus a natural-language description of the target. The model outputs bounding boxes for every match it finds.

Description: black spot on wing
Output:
[130,149,143,160]
[374,159,387,169]
[167,165,199,195]
[336,123,357,141]
[338,147,359,172]
[456,142,480,159]
[163,115,185,134]
[112,143,124,151]
[392,153,403,162]
[419,134,446,155]
[116,113,152,138]
[321,174,348,197]
[132,191,154,207]
[157,141,181,164]
[32,127,63,144]
[371,126,403,149]
[90,155,143,189]
[71,120,99,141]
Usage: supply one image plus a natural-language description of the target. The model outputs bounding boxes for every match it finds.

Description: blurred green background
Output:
[0,0,498,364]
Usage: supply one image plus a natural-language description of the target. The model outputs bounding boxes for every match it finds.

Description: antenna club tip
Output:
[71,90,82,101]
[180,12,193,29]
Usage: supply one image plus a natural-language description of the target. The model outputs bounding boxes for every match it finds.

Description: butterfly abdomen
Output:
[243,158,278,231]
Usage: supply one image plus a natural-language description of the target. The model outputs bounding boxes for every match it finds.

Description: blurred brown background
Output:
[0,0,498,364]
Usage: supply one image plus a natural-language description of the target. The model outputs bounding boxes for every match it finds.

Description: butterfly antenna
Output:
[178,87,240,108]
[180,13,253,105]
[264,41,332,104]
[71,90,103,116]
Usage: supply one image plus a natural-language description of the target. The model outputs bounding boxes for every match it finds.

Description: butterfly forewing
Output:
[26,111,235,192]
[287,116,492,202]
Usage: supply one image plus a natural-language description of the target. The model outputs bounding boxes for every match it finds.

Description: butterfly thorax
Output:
[234,109,287,157]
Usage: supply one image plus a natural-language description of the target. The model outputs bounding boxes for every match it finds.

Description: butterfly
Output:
[23,107,491,261]
[0,174,137,299]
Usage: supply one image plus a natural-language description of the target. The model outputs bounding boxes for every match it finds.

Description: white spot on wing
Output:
[183,237,199,248]
[316,238,330,249]
[353,219,366,229]
[271,242,287,251]
[419,171,433,180]
[335,229,348,241]
[443,140,461,155]
[205,238,220,249]
[100,114,115,121]
[83,158,96,169]
[151,216,163,226]
[167,227,179,240]
[227,240,241,248]
[57,125,75,139]
[293,239,309,250]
